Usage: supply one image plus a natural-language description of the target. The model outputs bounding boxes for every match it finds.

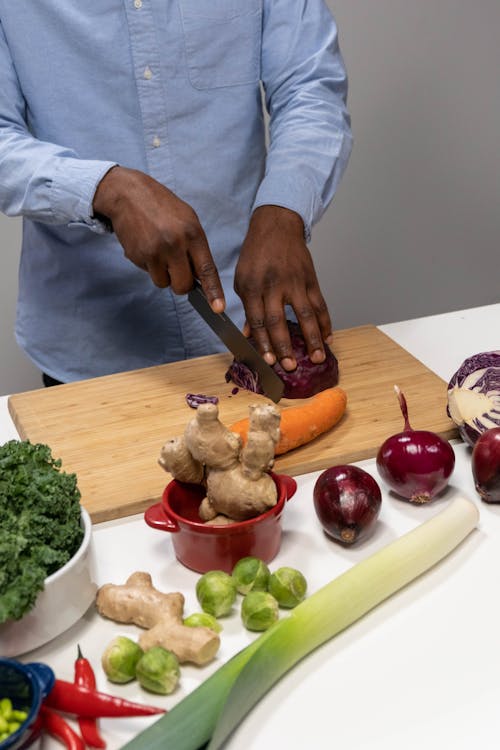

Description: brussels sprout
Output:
[268,566,307,608]
[232,556,270,595]
[196,570,237,617]
[0,699,13,718]
[101,635,144,683]
[136,646,180,695]
[241,591,279,631]
[183,611,223,633]
[0,699,27,743]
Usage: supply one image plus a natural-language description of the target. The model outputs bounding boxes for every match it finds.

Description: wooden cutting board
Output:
[8,325,457,522]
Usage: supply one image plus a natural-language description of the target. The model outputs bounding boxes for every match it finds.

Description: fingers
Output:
[166,230,225,314]
[294,285,333,362]
[146,259,171,289]
[294,305,330,364]
[243,286,333,372]
[141,223,225,314]
[244,302,279,367]
[189,236,225,313]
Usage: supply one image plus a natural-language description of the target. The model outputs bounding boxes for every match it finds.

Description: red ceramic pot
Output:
[144,472,297,573]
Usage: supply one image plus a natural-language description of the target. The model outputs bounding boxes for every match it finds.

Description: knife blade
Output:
[187,280,284,403]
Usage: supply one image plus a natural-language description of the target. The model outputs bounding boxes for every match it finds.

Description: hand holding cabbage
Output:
[234,205,333,373]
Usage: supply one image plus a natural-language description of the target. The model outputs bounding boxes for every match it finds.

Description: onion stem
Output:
[123,496,479,750]
[394,383,412,430]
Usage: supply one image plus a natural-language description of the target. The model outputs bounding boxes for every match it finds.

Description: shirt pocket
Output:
[179,0,261,89]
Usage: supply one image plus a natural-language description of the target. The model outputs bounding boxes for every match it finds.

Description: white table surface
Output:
[1,302,499,750]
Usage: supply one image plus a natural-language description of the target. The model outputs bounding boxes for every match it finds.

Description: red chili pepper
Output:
[45,679,166,718]
[29,714,44,744]
[40,705,85,750]
[74,645,107,748]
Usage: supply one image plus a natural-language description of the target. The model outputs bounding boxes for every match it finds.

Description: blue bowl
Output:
[0,660,55,750]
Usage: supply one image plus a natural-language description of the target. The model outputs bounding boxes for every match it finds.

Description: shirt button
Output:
[144,66,153,80]
[152,136,161,148]
[134,0,142,8]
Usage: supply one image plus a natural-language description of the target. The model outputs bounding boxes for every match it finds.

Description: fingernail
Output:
[311,349,326,364]
[280,357,296,371]
[263,352,276,365]
[211,298,225,314]
[325,334,334,347]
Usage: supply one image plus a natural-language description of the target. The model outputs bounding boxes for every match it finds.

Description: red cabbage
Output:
[446,350,500,445]
[225,321,339,400]
[186,393,219,409]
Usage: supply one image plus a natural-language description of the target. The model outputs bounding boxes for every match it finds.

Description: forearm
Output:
[255,0,353,238]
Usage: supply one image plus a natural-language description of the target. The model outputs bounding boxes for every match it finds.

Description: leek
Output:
[123,495,479,750]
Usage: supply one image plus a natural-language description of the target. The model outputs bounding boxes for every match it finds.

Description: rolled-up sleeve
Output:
[0,20,116,233]
[253,0,353,240]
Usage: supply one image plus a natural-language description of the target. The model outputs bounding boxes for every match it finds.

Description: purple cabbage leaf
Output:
[446,350,500,445]
[186,393,219,409]
[225,320,339,400]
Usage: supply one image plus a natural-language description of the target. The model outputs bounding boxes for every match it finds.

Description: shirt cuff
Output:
[252,173,323,243]
[50,158,119,234]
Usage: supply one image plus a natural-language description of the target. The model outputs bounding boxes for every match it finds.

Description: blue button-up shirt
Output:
[0,0,352,382]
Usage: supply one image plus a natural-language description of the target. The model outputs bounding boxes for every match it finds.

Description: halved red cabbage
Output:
[225,321,339,400]
[446,350,500,445]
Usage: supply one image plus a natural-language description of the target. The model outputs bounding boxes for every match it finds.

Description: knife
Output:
[187,280,285,403]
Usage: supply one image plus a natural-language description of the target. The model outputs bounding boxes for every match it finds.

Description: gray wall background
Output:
[1,1,499,395]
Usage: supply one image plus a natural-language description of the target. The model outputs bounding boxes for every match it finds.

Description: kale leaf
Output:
[0,440,83,623]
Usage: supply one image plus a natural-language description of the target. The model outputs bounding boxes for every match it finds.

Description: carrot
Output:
[230,386,347,456]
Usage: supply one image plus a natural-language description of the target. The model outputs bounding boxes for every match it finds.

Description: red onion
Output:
[313,464,382,544]
[376,385,455,504]
[472,427,500,503]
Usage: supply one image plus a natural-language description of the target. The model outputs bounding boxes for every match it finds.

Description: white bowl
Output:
[0,507,97,657]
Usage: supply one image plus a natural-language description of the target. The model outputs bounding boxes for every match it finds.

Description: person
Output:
[0,1,352,386]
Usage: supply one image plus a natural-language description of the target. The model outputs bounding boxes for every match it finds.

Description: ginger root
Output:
[245,403,281,449]
[95,572,220,666]
[159,402,281,522]
[201,430,277,521]
[158,436,204,484]
[184,402,242,470]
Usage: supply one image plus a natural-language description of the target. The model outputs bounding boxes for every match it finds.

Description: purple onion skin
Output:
[376,431,455,504]
[313,465,382,545]
[472,427,500,503]
[377,386,455,504]
[225,320,339,400]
